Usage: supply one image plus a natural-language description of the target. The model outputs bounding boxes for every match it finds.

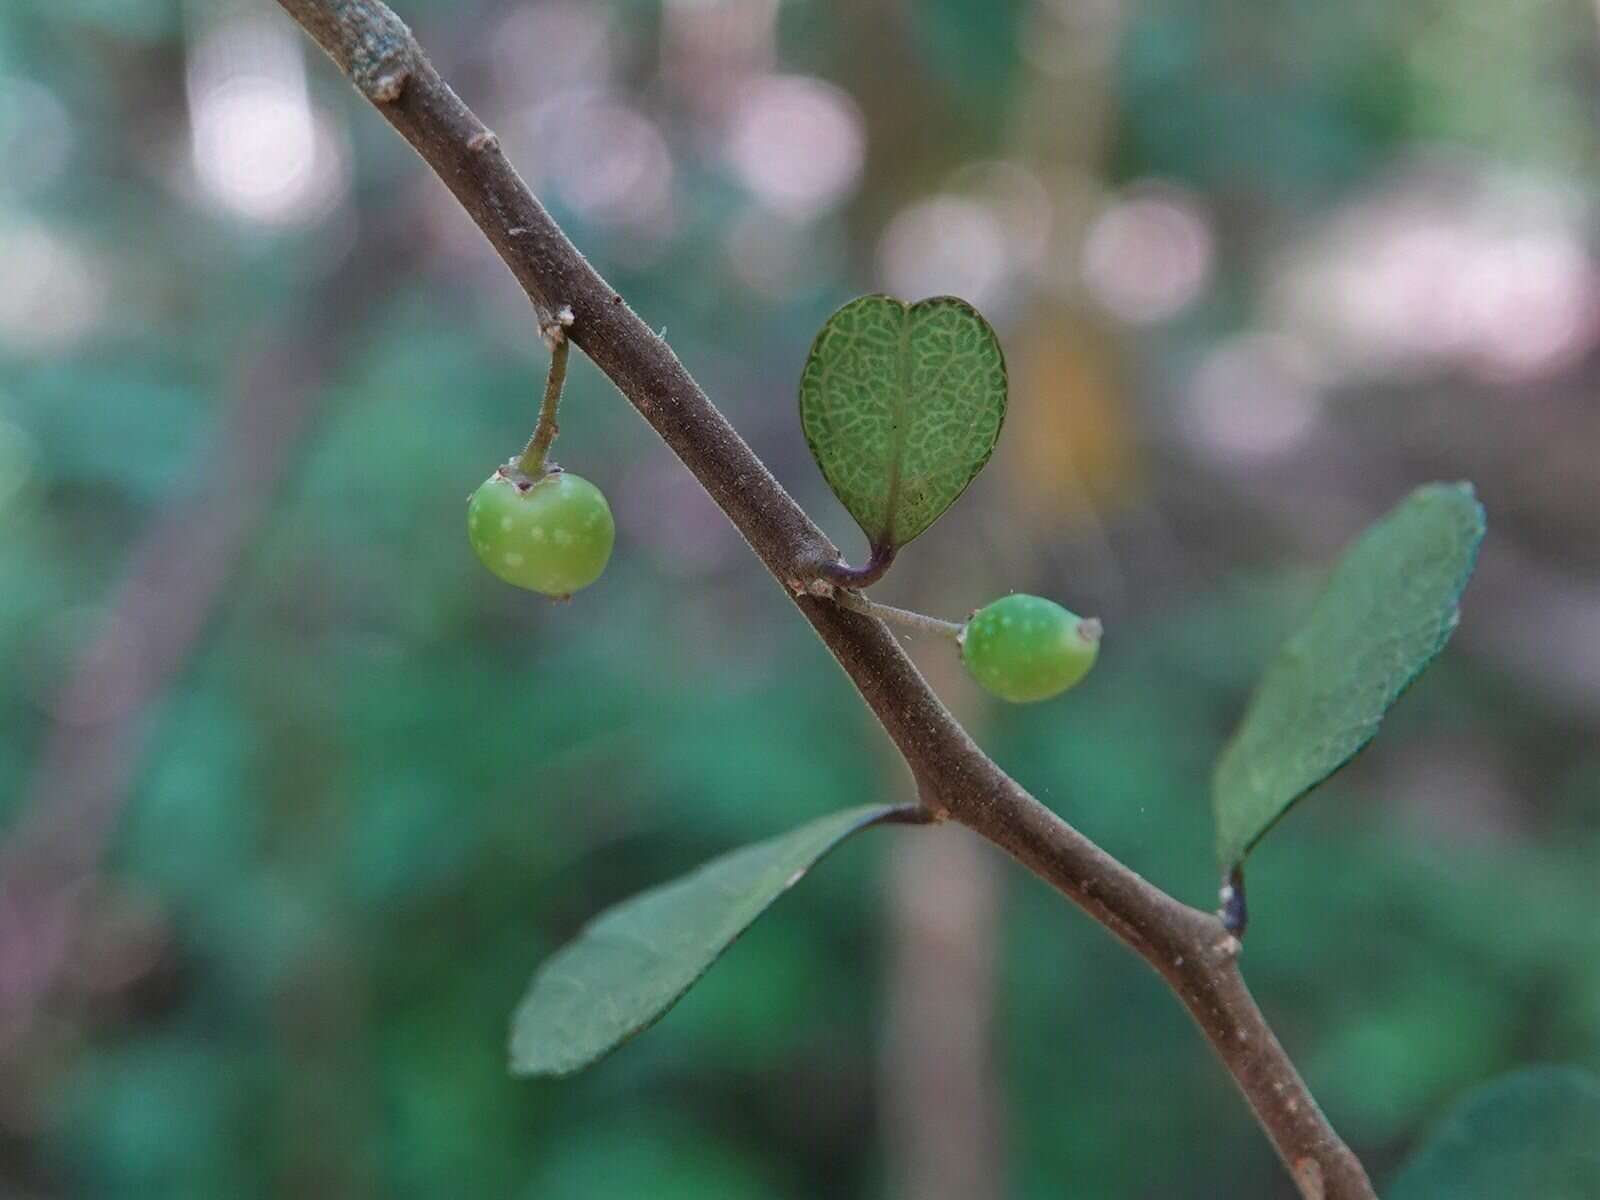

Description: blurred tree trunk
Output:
[0,339,328,1050]
[0,204,405,1054]
[876,4,1129,1197]
[881,823,1006,1200]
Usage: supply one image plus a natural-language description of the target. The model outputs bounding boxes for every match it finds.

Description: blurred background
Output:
[1,0,1598,1196]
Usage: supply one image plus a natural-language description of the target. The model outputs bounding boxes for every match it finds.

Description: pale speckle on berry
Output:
[553,529,573,546]
[500,516,514,532]
[503,551,524,567]
[529,526,546,541]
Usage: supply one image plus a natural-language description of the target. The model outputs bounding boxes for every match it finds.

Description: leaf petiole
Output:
[1219,866,1248,938]
[816,543,897,589]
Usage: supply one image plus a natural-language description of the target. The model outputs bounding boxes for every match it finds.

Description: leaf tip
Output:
[506,1018,562,1079]
[1414,478,1487,530]
[507,1004,615,1079]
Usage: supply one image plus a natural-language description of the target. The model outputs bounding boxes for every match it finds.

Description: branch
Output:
[275,3,1375,1195]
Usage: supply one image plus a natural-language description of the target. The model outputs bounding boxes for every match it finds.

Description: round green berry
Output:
[961,594,1101,703]
[467,468,614,596]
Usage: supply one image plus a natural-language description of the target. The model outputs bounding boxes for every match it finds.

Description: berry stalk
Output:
[830,588,964,642]
[518,317,572,477]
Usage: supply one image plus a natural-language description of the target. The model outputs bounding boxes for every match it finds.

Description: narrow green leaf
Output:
[1390,1067,1600,1199]
[510,805,899,1077]
[1212,483,1485,867]
[799,294,1007,553]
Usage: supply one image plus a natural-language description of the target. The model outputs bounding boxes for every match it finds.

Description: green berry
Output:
[468,467,614,596]
[961,594,1100,703]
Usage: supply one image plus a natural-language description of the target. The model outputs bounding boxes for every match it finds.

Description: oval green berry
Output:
[468,468,614,597]
[961,594,1100,703]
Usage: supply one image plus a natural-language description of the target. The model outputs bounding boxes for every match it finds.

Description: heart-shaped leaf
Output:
[1213,483,1485,867]
[1390,1067,1600,1199]
[510,805,899,1077]
[799,294,1007,554]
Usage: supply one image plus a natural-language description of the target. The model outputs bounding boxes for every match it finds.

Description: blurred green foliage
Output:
[2,0,1598,1198]
[1390,1067,1600,1198]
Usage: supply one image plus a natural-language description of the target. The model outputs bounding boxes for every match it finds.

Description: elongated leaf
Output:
[799,294,1006,552]
[510,805,898,1077]
[1213,483,1485,866]
[1390,1067,1600,1199]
